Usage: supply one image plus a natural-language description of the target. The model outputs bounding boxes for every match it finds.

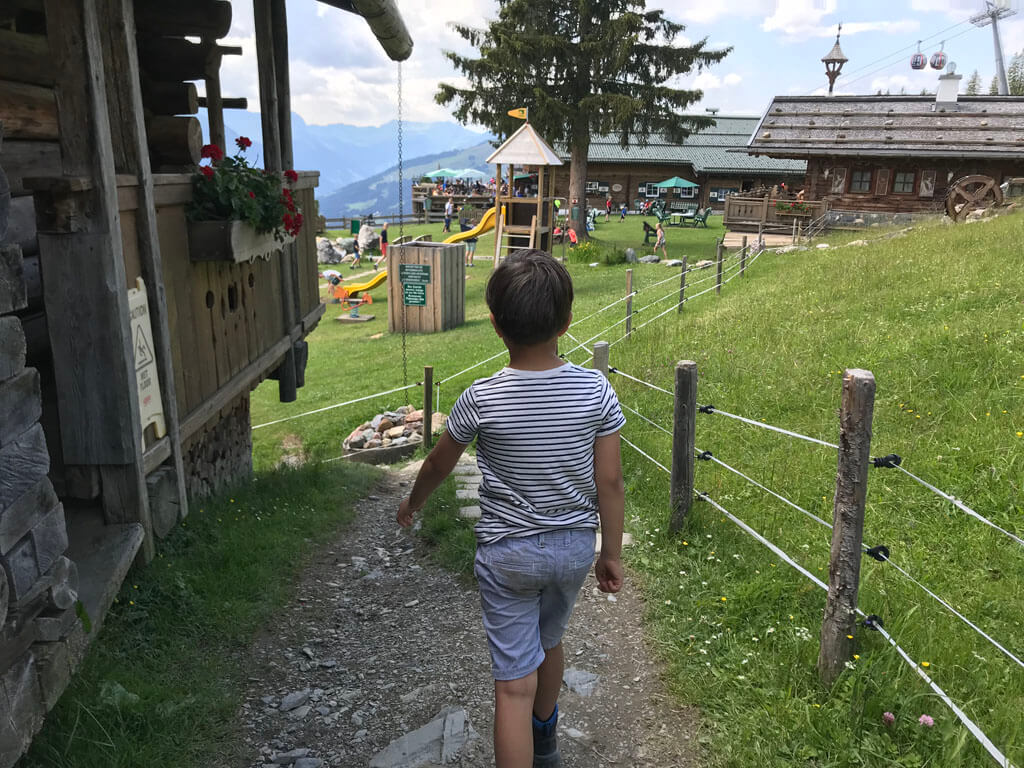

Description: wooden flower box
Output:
[187,220,294,263]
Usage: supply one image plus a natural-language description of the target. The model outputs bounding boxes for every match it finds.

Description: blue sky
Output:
[216,1,1024,128]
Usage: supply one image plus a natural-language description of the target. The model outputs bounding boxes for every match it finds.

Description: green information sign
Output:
[403,283,427,307]
[399,263,432,285]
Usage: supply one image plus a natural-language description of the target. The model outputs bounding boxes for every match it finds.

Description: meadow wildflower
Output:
[919,714,934,727]
[883,712,895,726]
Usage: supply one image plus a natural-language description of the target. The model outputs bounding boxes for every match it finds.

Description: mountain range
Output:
[210,110,490,196]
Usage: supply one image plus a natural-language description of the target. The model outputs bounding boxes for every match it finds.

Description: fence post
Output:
[715,240,724,295]
[625,268,633,340]
[593,341,609,378]
[423,365,434,450]
[792,217,798,244]
[669,360,697,534]
[740,235,748,278]
[817,368,876,686]
[677,256,687,314]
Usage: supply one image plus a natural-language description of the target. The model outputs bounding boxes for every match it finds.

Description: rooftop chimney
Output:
[935,62,962,108]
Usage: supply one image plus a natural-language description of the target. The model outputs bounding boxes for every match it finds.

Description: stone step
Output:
[452,463,479,475]
[455,488,479,501]
[457,506,481,520]
[454,474,482,486]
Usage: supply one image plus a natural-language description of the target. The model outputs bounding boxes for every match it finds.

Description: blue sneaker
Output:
[532,705,561,767]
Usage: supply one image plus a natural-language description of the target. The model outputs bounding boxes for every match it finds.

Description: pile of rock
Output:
[344,406,446,453]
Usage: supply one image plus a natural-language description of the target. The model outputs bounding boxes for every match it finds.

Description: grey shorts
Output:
[474,528,596,681]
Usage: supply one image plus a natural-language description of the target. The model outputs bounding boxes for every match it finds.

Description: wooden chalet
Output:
[745,90,1024,214]
[552,116,806,212]
[0,0,411,763]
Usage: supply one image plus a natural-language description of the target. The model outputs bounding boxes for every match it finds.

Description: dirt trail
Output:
[224,459,701,767]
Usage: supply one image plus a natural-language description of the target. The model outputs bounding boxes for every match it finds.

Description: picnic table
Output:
[668,211,695,226]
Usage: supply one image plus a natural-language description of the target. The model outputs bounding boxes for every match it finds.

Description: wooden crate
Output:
[386,242,465,334]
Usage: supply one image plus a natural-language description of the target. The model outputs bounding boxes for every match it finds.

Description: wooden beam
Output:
[133,0,232,39]
[141,81,199,116]
[0,81,58,140]
[324,0,414,62]
[145,115,202,167]
[137,37,214,82]
[103,0,190,539]
[197,96,247,110]
[203,40,226,152]
[0,29,54,87]
[0,140,63,197]
[42,0,155,561]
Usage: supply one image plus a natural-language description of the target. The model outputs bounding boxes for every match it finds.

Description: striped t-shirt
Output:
[446,362,626,544]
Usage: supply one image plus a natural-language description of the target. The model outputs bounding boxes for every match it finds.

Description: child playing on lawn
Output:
[397,249,626,768]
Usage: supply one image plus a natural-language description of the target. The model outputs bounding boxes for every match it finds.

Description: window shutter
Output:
[876,169,890,196]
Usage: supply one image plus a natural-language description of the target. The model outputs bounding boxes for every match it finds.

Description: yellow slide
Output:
[444,206,497,244]
[342,270,387,297]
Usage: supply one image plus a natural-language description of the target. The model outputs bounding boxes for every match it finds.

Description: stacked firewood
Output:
[182,393,253,499]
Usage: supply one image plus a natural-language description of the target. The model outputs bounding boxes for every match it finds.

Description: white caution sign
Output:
[127,278,166,444]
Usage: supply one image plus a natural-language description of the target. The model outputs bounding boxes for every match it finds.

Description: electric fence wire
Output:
[570,290,638,328]
[620,402,672,435]
[620,434,671,474]
[893,464,1024,549]
[701,406,840,449]
[609,283,720,348]
[693,490,1017,768]
[251,382,421,430]
[609,368,673,396]
[696,447,1024,671]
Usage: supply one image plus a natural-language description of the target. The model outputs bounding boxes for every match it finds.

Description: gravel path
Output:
[222,458,701,767]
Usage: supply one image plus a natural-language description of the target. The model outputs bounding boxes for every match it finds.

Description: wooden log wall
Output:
[804,157,1024,214]
[182,392,252,499]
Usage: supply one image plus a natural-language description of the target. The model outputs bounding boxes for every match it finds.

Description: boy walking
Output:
[397,250,625,768]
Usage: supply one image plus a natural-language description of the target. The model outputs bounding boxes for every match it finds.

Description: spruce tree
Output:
[965,70,981,95]
[989,75,1000,95]
[1008,51,1024,95]
[436,1,729,238]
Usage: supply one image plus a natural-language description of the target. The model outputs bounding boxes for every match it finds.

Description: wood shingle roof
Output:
[748,96,1024,159]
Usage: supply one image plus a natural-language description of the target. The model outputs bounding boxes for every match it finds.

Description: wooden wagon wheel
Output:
[945,175,1003,222]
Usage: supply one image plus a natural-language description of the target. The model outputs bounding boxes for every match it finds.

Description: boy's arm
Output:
[593,431,625,593]
[397,432,469,527]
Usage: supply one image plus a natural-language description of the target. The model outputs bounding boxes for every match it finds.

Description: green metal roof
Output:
[559,116,806,176]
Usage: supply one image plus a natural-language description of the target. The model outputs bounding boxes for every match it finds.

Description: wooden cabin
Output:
[0,0,411,763]
[745,93,1024,214]
[552,116,806,213]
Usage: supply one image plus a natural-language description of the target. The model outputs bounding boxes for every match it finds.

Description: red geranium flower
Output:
[283,170,299,183]
[201,144,224,161]
[235,136,252,150]
[248,190,256,199]
[200,166,215,180]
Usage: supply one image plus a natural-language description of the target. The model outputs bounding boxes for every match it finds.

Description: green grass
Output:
[258,211,1022,766]
[24,462,380,768]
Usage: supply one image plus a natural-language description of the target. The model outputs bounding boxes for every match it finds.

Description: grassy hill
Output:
[251,211,1023,767]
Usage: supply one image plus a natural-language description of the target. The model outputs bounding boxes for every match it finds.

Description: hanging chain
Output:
[397,61,409,393]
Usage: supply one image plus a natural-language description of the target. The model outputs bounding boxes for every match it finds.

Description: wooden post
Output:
[817,369,876,687]
[42,0,155,560]
[102,0,189,527]
[593,341,609,378]
[203,39,226,152]
[677,257,687,313]
[740,235,748,278]
[624,268,633,340]
[792,216,797,244]
[715,240,723,295]
[254,0,297,403]
[669,360,697,534]
[422,365,433,450]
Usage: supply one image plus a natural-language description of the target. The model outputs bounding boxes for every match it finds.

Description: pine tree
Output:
[965,70,982,95]
[436,1,729,238]
[989,75,1000,95]
[1008,51,1024,96]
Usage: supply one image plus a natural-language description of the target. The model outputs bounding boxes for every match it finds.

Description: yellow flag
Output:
[507,107,528,120]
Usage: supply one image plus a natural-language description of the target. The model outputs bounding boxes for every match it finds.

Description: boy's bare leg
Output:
[533,642,563,721]
[494,673,537,768]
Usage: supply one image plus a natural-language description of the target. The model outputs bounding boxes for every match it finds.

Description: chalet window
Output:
[876,169,891,196]
[849,170,872,193]
[645,183,661,198]
[710,187,739,201]
[830,168,847,194]
[892,172,914,194]
[919,170,936,198]
[677,186,696,198]
[585,181,600,193]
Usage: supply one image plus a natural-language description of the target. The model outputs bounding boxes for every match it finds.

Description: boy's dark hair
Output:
[486,249,573,346]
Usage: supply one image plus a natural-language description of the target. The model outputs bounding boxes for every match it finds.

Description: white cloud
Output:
[724,73,743,85]
[670,0,773,24]
[762,0,837,35]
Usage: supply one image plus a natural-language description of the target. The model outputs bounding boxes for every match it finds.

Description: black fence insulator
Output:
[697,450,714,461]
[698,404,715,414]
[862,614,884,631]
[608,366,619,373]
[865,545,890,562]
[871,454,903,469]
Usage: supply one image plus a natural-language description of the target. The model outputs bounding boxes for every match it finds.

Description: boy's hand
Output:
[397,498,417,528]
[595,553,624,593]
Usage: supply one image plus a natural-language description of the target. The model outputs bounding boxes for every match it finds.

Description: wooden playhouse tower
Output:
[487,122,563,262]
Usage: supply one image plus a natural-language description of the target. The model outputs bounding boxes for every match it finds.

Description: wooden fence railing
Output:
[723,195,829,233]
